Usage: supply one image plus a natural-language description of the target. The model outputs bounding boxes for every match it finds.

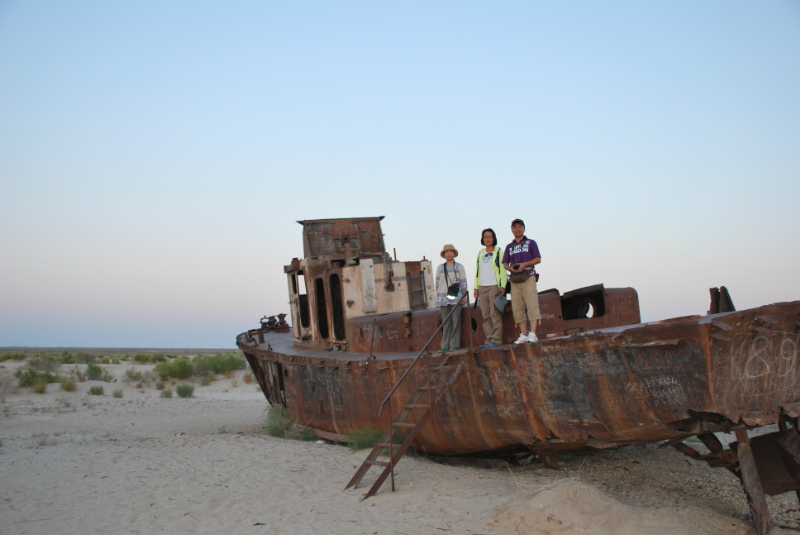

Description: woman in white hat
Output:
[435,244,468,352]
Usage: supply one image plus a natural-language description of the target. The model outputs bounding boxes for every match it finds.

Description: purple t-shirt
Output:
[502,236,541,274]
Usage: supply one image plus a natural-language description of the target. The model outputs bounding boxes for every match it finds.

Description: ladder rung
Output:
[366,459,390,467]
[392,422,417,428]
[419,385,443,391]
[405,404,428,409]
[432,366,456,371]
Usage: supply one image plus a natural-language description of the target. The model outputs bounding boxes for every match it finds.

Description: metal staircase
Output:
[344,303,471,500]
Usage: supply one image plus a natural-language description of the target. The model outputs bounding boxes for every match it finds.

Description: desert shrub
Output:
[155,381,165,390]
[57,396,71,407]
[231,378,238,388]
[141,370,157,385]
[112,389,123,398]
[160,388,173,398]
[75,351,97,364]
[199,375,214,386]
[100,356,121,365]
[32,377,49,394]
[86,362,103,381]
[299,428,317,441]
[28,353,61,372]
[0,352,27,361]
[123,368,143,383]
[155,359,193,380]
[60,350,75,364]
[192,352,246,376]
[60,377,76,392]
[88,386,104,396]
[243,373,253,384]
[0,375,15,402]
[175,384,194,398]
[265,405,293,438]
[345,427,385,451]
[15,368,59,388]
[68,366,86,382]
[133,354,150,364]
[100,369,114,382]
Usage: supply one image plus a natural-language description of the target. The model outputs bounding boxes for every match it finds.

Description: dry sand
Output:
[2,361,800,535]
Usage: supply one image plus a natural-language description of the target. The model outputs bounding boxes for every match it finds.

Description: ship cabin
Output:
[284,217,642,354]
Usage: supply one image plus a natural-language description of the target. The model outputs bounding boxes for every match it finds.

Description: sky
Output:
[1,1,799,348]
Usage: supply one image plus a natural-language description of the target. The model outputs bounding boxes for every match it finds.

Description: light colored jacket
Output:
[474,247,508,289]
[434,262,468,307]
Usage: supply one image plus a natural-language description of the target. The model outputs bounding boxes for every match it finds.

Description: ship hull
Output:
[239,300,800,456]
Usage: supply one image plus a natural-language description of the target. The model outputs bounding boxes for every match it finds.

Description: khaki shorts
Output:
[510,276,541,324]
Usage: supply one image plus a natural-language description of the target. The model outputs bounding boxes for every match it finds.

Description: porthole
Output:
[359,327,364,339]
[378,325,385,337]
[470,318,478,333]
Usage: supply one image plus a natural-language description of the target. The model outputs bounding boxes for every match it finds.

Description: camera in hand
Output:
[512,264,520,270]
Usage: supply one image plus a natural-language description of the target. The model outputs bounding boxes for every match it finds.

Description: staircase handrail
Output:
[378,293,470,416]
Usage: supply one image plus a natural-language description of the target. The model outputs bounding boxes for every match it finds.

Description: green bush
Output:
[133,353,167,364]
[265,405,293,438]
[28,354,61,372]
[0,352,27,361]
[155,359,193,380]
[15,368,59,388]
[345,427,385,451]
[60,350,75,364]
[89,385,104,396]
[112,389,123,398]
[100,356,121,365]
[192,352,246,376]
[175,384,194,398]
[32,377,49,394]
[86,362,103,381]
[60,377,76,392]
[160,388,173,398]
[75,351,97,364]
[299,428,317,441]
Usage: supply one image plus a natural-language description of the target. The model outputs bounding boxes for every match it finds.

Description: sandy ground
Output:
[2,361,800,535]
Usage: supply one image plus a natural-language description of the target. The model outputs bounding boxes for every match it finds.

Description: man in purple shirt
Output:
[502,218,541,344]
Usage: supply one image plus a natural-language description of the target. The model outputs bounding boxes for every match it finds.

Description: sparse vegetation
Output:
[100,356,122,365]
[299,428,317,441]
[0,375,15,402]
[28,353,61,372]
[15,368,60,388]
[75,351,97,364]
[265,404,293,438]
[219,426,228,434]
[155,359,193,380]
[133,353,168,364]
[160,387,173,398]
[243,372,253,384]
[231,378,238,388]
[192,352,246,376]
[175,384,194,398]
[124,368,143,383]
[88,386,104,396]
[112,389,123,398]
[32,377,49,394]
[60,376,77,392]
[60,350,76,364]
[86,362,103,381]
[68,366,86,382]
[199,375,215,386]
[0,352,27,361]
[57,396,71,407]
[345,427,385,451]
[155,381,165,390]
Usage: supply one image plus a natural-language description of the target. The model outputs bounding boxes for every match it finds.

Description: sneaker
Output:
[514,333,528,345]
[478,343,490,349]
[438,348,447,353]
[486,342,499,348]
[449,347,459,352]
[526,333,539,343]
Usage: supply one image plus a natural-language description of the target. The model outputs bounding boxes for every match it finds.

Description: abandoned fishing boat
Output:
[238,216,800,535]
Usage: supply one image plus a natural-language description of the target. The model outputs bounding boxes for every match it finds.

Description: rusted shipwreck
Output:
[238,216,800,535]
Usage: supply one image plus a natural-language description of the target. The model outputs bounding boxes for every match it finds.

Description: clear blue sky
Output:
[1,1,799,348]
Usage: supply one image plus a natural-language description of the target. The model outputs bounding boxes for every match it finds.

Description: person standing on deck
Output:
[473,229,508,348]
[435,244,468,352]
[502,219,541,344]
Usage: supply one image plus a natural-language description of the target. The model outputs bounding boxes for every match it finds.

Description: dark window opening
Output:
[359,327,364,339]
[331,259,345,268]
[561,289,606,320]
[378,325,384,337]
[315,278,329,339]
[471,318,478,332]
[329,274,346,341]
[291,273,298,294]
[297,272,310,328]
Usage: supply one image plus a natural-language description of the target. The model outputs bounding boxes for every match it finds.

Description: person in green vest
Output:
[473,229,508,348]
